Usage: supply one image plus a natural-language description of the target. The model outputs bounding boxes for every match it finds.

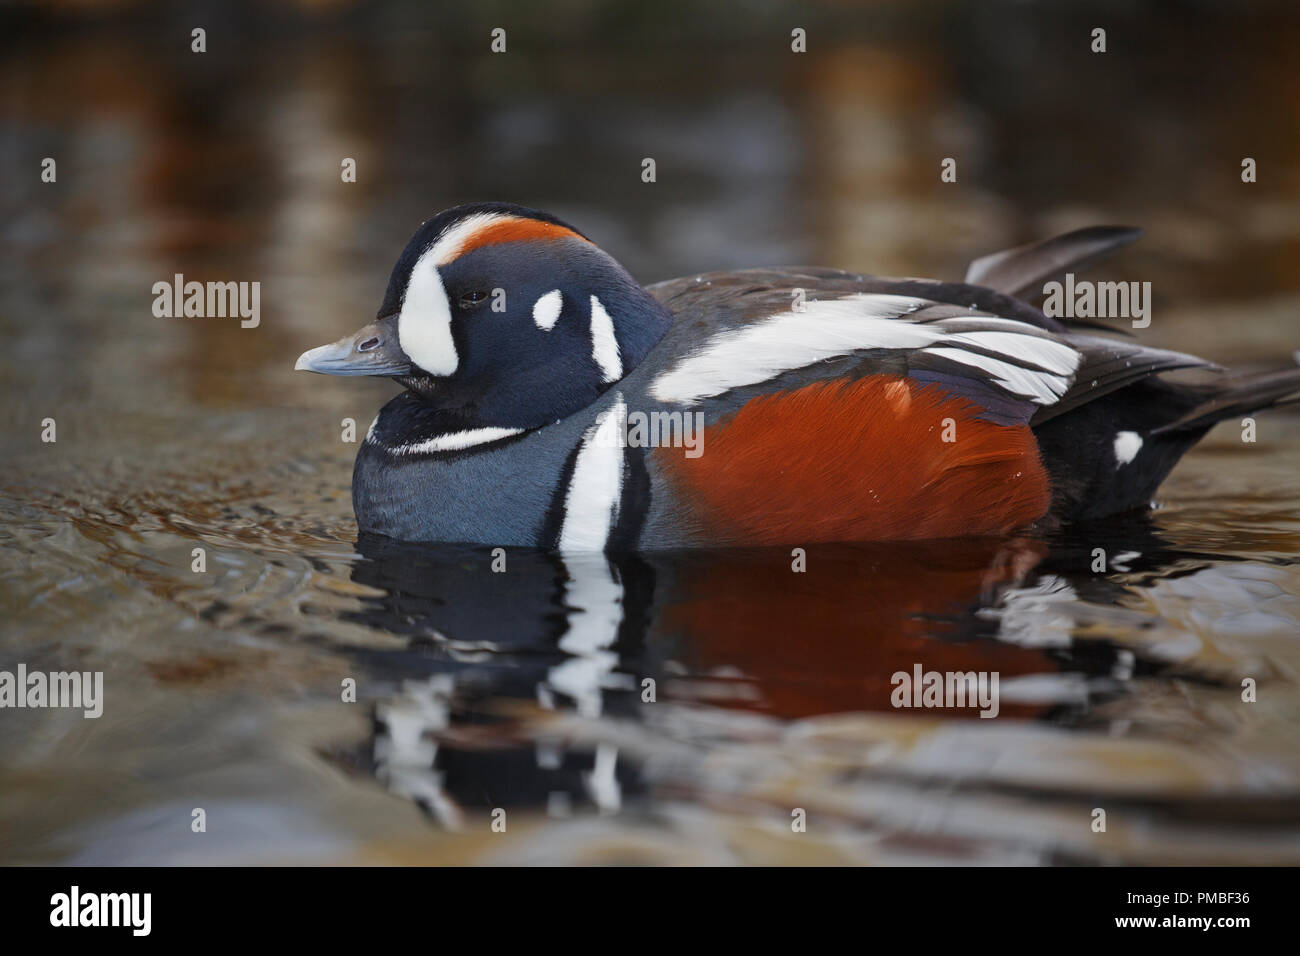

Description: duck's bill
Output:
[294,316,412,376]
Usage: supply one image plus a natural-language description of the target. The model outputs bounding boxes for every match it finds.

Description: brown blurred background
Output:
[2,0,1299,433]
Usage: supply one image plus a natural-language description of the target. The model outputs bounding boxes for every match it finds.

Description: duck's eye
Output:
[457,288,490,309]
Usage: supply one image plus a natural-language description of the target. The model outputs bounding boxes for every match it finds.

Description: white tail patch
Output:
[589,295,623,383]
[558,393,626,552]
[533,289,563,330]
[1113,430,1143,466]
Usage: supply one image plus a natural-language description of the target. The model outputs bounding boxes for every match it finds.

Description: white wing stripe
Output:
[649,295,934,405]
[924,347,1070,404]
[943,331,1080,375]
[648,293,1080,407]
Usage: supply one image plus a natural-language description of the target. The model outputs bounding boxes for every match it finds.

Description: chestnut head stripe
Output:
[432,214,590,267]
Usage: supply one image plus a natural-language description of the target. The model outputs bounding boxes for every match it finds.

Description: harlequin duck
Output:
[296,201,1300,551]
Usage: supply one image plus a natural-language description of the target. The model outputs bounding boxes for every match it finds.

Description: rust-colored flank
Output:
[656,375,1052,544]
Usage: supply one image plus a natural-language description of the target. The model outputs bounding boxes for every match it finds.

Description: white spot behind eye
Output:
[534,289,563,331]
[1114,430,1142,466]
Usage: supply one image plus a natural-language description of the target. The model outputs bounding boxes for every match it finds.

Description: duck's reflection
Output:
[345,520,1203,826]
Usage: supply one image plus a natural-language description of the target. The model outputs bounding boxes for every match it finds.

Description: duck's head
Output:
[295,201,673,429]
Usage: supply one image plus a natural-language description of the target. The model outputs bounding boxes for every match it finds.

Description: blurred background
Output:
[2,0,1300,865]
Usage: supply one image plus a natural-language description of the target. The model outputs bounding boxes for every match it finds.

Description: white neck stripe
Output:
[589,295,623,383]
[377,426,524,455]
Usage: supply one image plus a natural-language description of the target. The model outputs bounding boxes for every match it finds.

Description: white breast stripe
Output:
[382,426,524,455]
[647,293,1081,407]
[398,248,459,376]
[558,394,626,552]
[589,295,623,383]
[533,289,563,330]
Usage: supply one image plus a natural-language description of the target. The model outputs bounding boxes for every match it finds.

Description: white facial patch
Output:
[589,295,623,383]
[398,212,561,373]
[1113,430,1143,466]
[397,249,458,376]
[533,289,563,331]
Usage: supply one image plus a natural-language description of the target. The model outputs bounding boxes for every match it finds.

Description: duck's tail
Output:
[1034,362,1300,523]
[1150,365,1300,435]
